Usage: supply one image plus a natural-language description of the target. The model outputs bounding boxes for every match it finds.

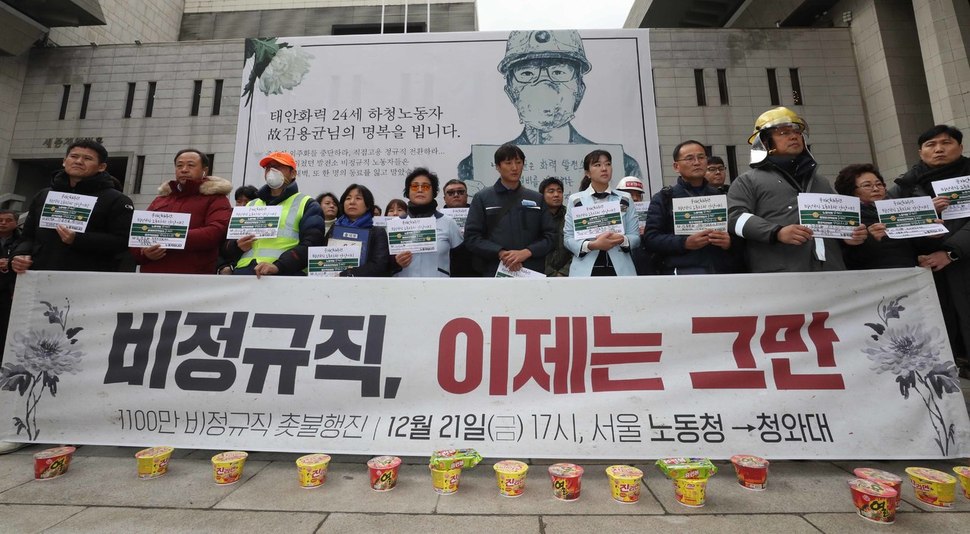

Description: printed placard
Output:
[931,175,970,220]
[227,206,282,238]
[495,262,546,278]
[441,207,469,236]
[634,201,649,232]
[874,197,948,239]
[798,193,861,239]
[672,195,728,235]
[128,210,191,249]
[386,217,437,254]
[372,216,389,228]
[307,245,360,277]
[38,191,98,232]
[572,200,623,240]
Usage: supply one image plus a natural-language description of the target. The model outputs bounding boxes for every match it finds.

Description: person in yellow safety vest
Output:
[221,151,325,277]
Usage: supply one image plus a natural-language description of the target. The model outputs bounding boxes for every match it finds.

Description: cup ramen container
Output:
[853,467,903,507]
[848,478,898,524]
[905,467,957,509]
[493,460,529,497]
[548,463,584,501]
[730,455,769,491]
[135,446,174,480]
[605,465,644,504]
[430,465,462,495]
[295,454,331,489]
[211,451,248,485]
[368,456,402,491]
[954,466,970,499]
[673,477,709,507]
[34,446,76,480]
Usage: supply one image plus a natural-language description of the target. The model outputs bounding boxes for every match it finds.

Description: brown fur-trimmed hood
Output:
[157,176,233,197]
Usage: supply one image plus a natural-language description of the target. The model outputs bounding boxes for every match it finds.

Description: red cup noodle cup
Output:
[295,454,331,489]
[848,478,898,524]
[34,446,76,480]
[135,446,174,480]
[954,466,970,499]
[853,467,902,507]
[430,465,462,495]
[605,465,643,504]
[548,463,584,501]
[731,455,769,491]
[211,451,248,485]
[493,460,529,497]
[368,456,402,491]
[905,467,957,509]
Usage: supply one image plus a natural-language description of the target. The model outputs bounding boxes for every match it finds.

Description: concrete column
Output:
[913,0,970,127]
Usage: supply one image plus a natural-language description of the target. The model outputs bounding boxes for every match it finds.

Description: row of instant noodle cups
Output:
[30,446,970,520]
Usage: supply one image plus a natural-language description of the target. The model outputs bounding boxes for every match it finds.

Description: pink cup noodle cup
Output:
[548,463,584,501]
[367,455,402,491]
[605,465,644,504]
[135,446,175,480]
[954,466,970,499]
[848,478,898,524]
[493,460,529,497]
[730,455,769,491]
[430,465,462,495]
[34,446,76,480]
[853,467,902,507]
[905,467,957,509]
[211,451,248,485]
[295,454,331,489]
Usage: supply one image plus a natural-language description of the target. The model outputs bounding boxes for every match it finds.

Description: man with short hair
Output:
[464,143,556,276]
[705,156,729,193]
[727,107,866,272]
[131,149,233,274]
[442,179,470,208]
[222,151,324,277]
[234,185,259,207]
[539,177,570,276]
[441,178,477,277]
[12,140,134,274]
[887,124,970,371]
[644,141,740,275]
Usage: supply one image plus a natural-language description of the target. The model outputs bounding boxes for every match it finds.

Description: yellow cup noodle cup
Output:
[905,467,957,509]
[135,446,175,480]
[493,460,529,497]
[848,478,898,524]
[605,465,644,504]
[211,451,248,485]
[853,467,902,507]
[954,466,970,499]
[673,477,709,507]
[430,465,462,495]
[295,454,331,489]
[429,448,483,471]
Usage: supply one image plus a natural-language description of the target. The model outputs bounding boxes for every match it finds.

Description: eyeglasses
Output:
[856,182,885,190]
[409,183,432,192]
[676,154,708,164]
[706,166,726,173]
[444,189,466,197]
[511,62,577,84]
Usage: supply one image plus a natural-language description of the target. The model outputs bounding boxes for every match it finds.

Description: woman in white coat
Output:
[563,150,641,276]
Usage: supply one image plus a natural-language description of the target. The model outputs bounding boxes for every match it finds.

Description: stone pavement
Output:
[1,379,968,533]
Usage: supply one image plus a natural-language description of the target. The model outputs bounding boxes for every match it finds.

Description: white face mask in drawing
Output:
[265,167,286,189]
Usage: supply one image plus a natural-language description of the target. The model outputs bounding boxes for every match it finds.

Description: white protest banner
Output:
[798,193,861,239]
[875,197,948,239]
[307,245,360,277]
[233,30,662,205]
[441,208,468,235]
[2,269,968,460]
[128,211,191,249]
[672,195,728,235]
[634,201,649,232]
[495,263,546,279]
[227,205,283,238]
[372,216,389,228]
[386,217,437,254]
[571,200,623,240]
[38,192,97,232]
[931,175,970,220]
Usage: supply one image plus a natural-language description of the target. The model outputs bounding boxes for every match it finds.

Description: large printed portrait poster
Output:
[233,30,661,204]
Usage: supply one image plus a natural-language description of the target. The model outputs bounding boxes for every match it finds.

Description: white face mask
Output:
[265,168,286,189]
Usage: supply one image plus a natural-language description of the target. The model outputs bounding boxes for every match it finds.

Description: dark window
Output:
[716,69,729,105]
[725,145,738,181]
[191,80,203,116]
[790,68,803,105]
[124,82,136,118]
[207,153,216,174]
[694,69,707,106]
[767,68,780,105]
[79,84,92,119]
[134,155,146,194]
[332,22,424,35]
[58,85,71,120]
[651,69,658,107]
[145,82,157,117]
[212,79,224,116]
